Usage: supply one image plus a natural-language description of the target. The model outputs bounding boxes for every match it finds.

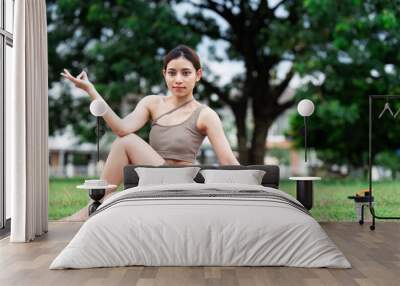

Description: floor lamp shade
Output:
[297,99,315,117]
[90,99,107,117]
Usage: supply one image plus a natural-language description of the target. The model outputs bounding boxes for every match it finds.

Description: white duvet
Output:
[50,183,351,269]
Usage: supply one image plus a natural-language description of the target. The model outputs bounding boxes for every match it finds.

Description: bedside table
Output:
[289,177,321,210]
[77,182,116,215]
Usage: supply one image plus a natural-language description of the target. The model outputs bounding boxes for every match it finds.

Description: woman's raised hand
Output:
[61,69,95,95]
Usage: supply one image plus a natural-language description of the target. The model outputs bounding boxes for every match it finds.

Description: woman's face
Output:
[163,56,202,98]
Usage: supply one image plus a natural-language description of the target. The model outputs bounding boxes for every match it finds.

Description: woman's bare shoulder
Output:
[197,105,221,131]
[141,94,165,109]
[199,105,219,119]
[142,94,165,103]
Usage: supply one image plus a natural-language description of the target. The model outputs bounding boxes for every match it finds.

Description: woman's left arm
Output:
[201,109,240,165]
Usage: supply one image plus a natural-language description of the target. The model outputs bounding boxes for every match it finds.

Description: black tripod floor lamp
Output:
[77,99,115,215]
[297,99,315,162]
[90,99,107,163]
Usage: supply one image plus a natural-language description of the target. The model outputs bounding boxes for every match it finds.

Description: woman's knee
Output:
[112,133,139,149]
[111,136,125,150]
[121,133,143,146]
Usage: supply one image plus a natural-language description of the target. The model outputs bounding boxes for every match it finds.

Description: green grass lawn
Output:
[48,177,124,220]
[49,177,400,221]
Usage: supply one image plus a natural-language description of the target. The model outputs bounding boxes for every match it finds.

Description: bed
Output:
[50,165,351,269]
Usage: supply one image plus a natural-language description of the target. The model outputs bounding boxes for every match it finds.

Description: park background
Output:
[40,0,400,220]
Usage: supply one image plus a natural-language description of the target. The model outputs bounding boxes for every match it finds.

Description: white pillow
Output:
[135,167,200,186]
[200,169,266,185]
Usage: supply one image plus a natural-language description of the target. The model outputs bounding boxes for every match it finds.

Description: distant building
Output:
[49,128,100,177]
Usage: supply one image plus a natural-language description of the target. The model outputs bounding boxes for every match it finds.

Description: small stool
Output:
[348,195,374,225]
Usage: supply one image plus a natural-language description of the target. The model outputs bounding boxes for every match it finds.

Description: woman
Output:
[61,45,239,220]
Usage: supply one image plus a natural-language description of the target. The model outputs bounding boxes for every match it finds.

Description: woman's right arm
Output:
[61,69,154,136]
[86,86,154,136]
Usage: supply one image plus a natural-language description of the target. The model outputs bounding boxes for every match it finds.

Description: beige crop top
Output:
[149,100,206,163]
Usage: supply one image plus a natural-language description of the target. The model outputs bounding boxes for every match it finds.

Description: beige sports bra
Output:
[149,99,206,163]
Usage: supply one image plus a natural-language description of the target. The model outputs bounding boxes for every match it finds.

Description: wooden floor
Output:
[0,222,399,286]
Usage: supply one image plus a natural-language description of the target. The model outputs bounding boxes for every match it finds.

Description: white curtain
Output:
[7,0,48,242]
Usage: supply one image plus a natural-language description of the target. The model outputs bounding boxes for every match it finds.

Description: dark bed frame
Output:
[123,165,280,189]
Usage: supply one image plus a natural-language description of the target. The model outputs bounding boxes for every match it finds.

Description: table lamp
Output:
[297,99,315,162]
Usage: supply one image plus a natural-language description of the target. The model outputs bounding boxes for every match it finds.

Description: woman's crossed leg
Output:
[65,133,165,221]
[101,133,165,196]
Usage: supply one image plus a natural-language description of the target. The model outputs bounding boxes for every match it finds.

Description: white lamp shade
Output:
[90,99,107,116]
[297,99,315,117]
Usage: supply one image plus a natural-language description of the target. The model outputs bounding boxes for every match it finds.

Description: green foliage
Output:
[288,0,400,168]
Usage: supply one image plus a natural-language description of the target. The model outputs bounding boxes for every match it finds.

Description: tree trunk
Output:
[248,74,273,165]
[233,71,274,165]
[231,101,249,165]
[249,117,272,164]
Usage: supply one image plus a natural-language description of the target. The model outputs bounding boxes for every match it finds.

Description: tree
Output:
[47,0,201,141]
[179,0,304,164]
[287,0,400,170]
